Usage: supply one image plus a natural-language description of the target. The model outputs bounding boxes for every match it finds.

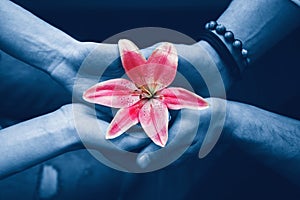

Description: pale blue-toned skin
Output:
[0,0,299,188]
[137,0,300,185]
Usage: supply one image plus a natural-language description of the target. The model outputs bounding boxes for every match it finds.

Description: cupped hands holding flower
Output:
[83,39,209,147]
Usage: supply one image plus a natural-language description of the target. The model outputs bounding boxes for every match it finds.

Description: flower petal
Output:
[118,39,147,86]
[145,42,178,91]
[106,100,145,139]
[118,40,178,93]
[83,78,140,108]
[147,42,178,70]
[156,87,209,110]
[139,99,169,147]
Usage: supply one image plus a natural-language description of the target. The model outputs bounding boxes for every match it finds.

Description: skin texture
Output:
[229,101,300,184]
[137,98,300,185]
[0,106,79,179]
[136,0,300,185]
[217,0,300,64]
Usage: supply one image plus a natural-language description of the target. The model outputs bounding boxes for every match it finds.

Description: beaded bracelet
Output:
[199,30,241,77]
[202,21,250,74]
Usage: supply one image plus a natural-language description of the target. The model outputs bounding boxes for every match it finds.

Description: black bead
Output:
[205,23,210,30]
[241,49,248,58]
[208,21,217,30]
[224,31,234,42]
[232,39,242,50]
[216,24,226,35]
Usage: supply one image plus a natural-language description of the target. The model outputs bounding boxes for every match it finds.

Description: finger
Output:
[136,109,201,169]
[96,110,152,151]
[136,100,221,169]
[136,142,161,169]
[73,104,150,152]
[111,133,151,152]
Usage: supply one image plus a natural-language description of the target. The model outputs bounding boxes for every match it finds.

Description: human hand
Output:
[73,41,232,157]
[136,97,300,186]
[0,0,123,102]
[135,98,232,170]
[62,103,151,172]
[45,42,121,98]
[0,43,114,122]
[141,41,234,97]
[127,41,234,169]
[0,102,150,178]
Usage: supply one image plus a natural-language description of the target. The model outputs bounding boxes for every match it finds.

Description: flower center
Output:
[139,85,155,99]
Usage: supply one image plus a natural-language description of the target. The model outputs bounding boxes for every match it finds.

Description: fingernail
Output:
[137,154,150,169]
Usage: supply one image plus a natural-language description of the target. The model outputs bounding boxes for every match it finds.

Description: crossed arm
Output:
[1,97,299,184]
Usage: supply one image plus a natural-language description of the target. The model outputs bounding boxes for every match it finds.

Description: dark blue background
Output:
[1,0,299,199]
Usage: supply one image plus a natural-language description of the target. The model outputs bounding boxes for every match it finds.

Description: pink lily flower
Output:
[83,39,208,147]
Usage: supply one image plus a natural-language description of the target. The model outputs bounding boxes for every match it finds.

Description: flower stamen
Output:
[139,85,153,99]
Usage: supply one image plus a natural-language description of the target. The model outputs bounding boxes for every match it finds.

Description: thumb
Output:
[136,109,201,170]
[136,143,160,169]
[136,98,226,169]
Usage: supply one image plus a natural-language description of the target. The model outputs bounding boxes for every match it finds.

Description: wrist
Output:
[46,41,99,91]
[196,41,234,91]
[67,41,99,70]
[223,100,243,141]
[225,101,275,149]
[48,40,86,74]
[209,27,248,72]
[52,105,84,152]
[0,105,83,177]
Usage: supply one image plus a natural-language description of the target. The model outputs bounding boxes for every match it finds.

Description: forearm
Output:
[0,0,81,74]
[194,0,300,92]
[229,101,300,184]
[217,0,300,66]
[0,107,81,179]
